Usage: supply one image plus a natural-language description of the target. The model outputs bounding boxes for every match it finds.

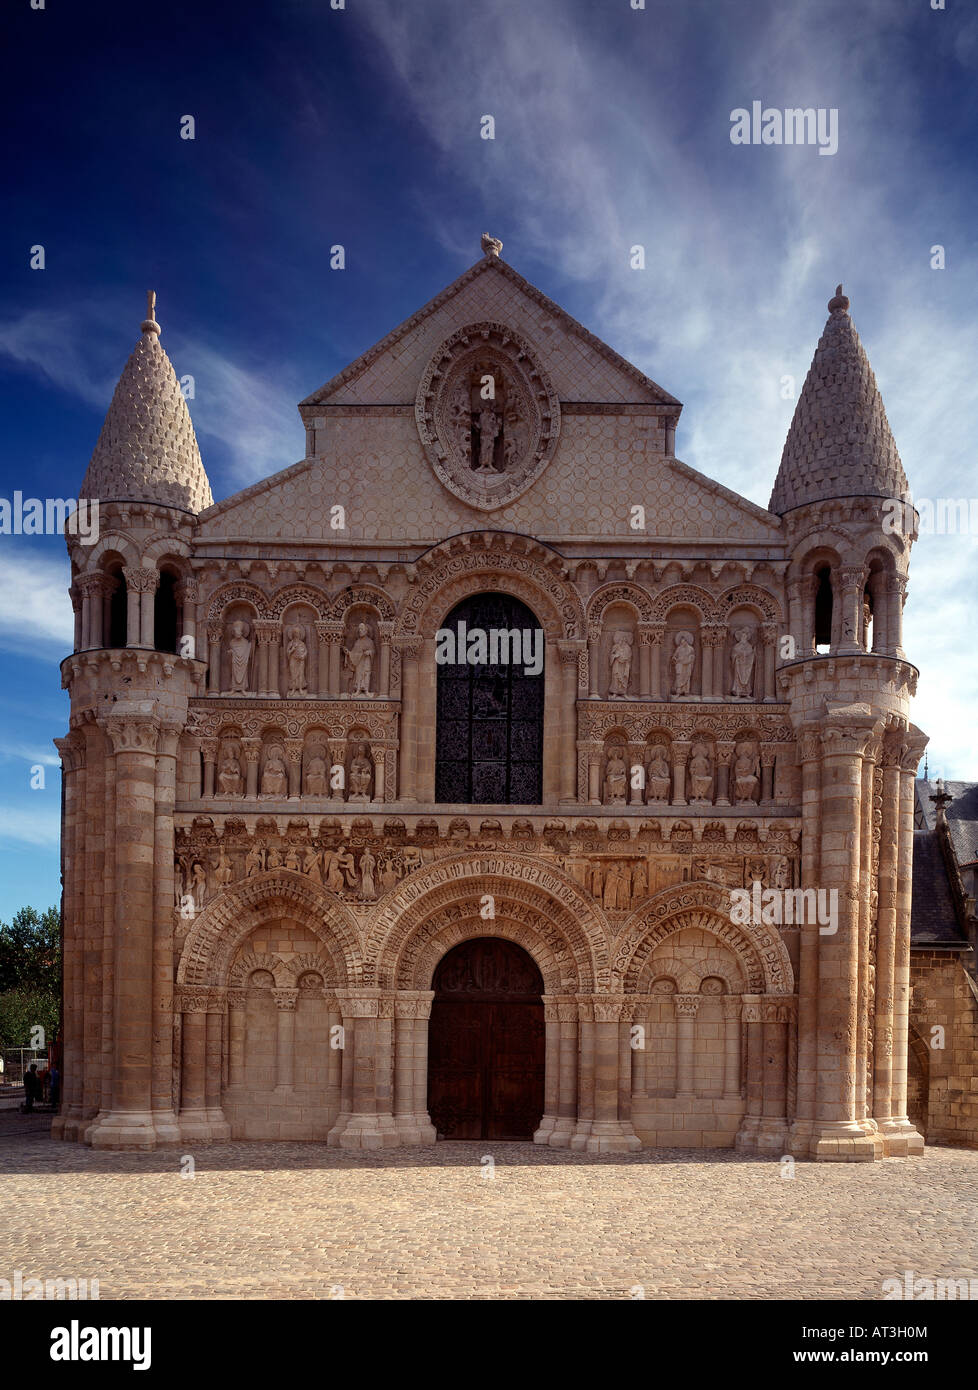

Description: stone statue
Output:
[343,622,375,697]
[303,848,322,884]
[190,860,207,911]
[631,860,647,901]
[284,846,302,872]
[286,625,308,697]
[604,748,627,804]
[671,630,695,696]
[217,752,242,797]
[730,628,755,699]
[244,844,264,877]
[689,741,714,803]
[359,847,377,900]
[228,619,252,693]
[304,751,328,796]
[645,744,671,802]
[608,630,633,698]
[773,856,791,889]
[322,847,350,894]
[602,861,630,911]
[349,741,373,801]
[734,742,760,804]
[475,403,500,473]
[213,850,233,888]
[261,750,288,797]
[481,233,503,257]
[265,846,282,870]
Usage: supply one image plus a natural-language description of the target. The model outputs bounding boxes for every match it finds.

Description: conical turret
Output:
[79,293,213,512]
[769,286,909,514]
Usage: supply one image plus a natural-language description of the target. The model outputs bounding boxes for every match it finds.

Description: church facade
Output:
[55,239,928,1161]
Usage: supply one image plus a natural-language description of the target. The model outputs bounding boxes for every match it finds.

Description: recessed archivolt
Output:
[635,946,745,997]
[229,951,287,989]
[365,853,608,990]
[396,912,569,993]
[206,582,270,622]
[177,872,360,987]
[714,583,783,625]
[586,581,655,625]
[616,880,793,995]
[81,532,140,570]
[267,584,330,621]
[396,545,585,642]
[650,583,717,624]
[328,585,395,624]
[140,533,192,567]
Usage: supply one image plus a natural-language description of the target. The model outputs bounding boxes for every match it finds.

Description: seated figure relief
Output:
[304,749,329,796]
[348,740,373,801]
[645,744,671,802]
[688,741,714,803]
[261,748,289,797]
[603,747,628,804]
[217,750,242,797]
[733,741,761,804]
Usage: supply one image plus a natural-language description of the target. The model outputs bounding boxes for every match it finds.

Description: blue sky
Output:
[1,0,976,921]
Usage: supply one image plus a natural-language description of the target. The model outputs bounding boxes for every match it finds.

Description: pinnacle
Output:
[769,290,909,514]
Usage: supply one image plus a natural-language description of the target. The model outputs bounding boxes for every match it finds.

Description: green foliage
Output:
[0,907,61,1047]
[0,987,60,1050]
[0,905,61,994]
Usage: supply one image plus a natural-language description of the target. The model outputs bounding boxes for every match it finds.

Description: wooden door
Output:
[427,938,545,1140]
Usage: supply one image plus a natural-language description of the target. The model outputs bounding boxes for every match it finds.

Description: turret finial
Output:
[828,283,850,313]
[481,233,503,258]
[141,290,161,337]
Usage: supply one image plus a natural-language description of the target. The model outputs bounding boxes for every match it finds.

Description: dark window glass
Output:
[435,594,544,805]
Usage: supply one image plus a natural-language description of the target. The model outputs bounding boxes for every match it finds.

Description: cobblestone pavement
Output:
[2,1113,977,1300]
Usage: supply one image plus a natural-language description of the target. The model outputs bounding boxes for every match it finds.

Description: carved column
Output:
[671,740,690,807]
[715,741,734,806]
[325,623,345,694]
[205,1001,226,1123]
[872,733,901,1132]
[328,738,346,802]
[810,712,883,1160]
[121,567,150,647]
[178,992,208,1137]
[534,997,561,1143]
[285,739,303,799]
[201,738,218,799]
[272,989,298,1091]
[628,742,644,806]
[617,1002,634,1126]
[788,726,822,1157]
[76,573,107,650]
[648,626,665,701]
[585,996,640,1152]
[393,992,435,1145]
[175,577,199,661]
[333,991,398,1149]
[587,746,602,806]
[883,735,927,1155]
[754,996,792,1152]
[674,993,701,1099]
[206,621,223,695]
[70,583,83,651]
[587,623,601,698]
[761,623,777,701]
[52,733,86,1139]
[760,746,776,804]
[887,574,907,658]
[637,626,654,700]
[631,1001,650,1100]
[549,999,580,1148]
[371,746,386,803]
[227,989,247,1089]
[87,714,160,1150]
[243,738,261,799]
[838,565,866,655]
[314,622,332,696]
[395,638,421,802]
[722,996,742,1097]
[735,995,763,1149]
[701,625,723,700]
[254,621,280,698]
[557,641,582,804]
[378,621,393,698]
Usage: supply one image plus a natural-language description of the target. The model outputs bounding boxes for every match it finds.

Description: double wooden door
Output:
[427,938,545,1141]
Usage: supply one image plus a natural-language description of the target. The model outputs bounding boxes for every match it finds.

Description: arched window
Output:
[813,567,833,653]
[107,567,127,648]
[154,570,179,653]
[435,593,544,805]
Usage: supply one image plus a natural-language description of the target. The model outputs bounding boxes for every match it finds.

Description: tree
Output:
[0,906,61,1049]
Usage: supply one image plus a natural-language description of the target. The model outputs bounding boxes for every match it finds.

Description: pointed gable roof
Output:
[769,286,909,514]
[300,244,681,411]
[80,294,213,513]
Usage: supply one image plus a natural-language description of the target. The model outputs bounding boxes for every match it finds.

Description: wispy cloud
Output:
[0,548,73,654]
[0,804,61,848]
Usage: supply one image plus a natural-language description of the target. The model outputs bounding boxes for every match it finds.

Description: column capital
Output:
[253,620,282,645]
[272,988,299,1011]
[673,993,702,1019]
[174,577,199,602]
[122,565,159,594]
[99,710,160,756]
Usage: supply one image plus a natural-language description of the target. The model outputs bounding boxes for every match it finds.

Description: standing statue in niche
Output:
[730,628,756,699]
[343,622,376,697]
[475,401,501,473]
[286,625,308,697]
[671,630,696,697]
[348,741,373,801]
[608,630,633,698]
[645,744,671,803]
[228,620,252,694]
[359,847,377,901]
[688,741,714,803]
[603,747,628,804]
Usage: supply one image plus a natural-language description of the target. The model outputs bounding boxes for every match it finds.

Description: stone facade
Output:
[56,243,931,1160]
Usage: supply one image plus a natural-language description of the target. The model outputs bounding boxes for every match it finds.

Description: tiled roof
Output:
[910,829,968,945]
[769,287,909,513]
[80,309,212,513]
